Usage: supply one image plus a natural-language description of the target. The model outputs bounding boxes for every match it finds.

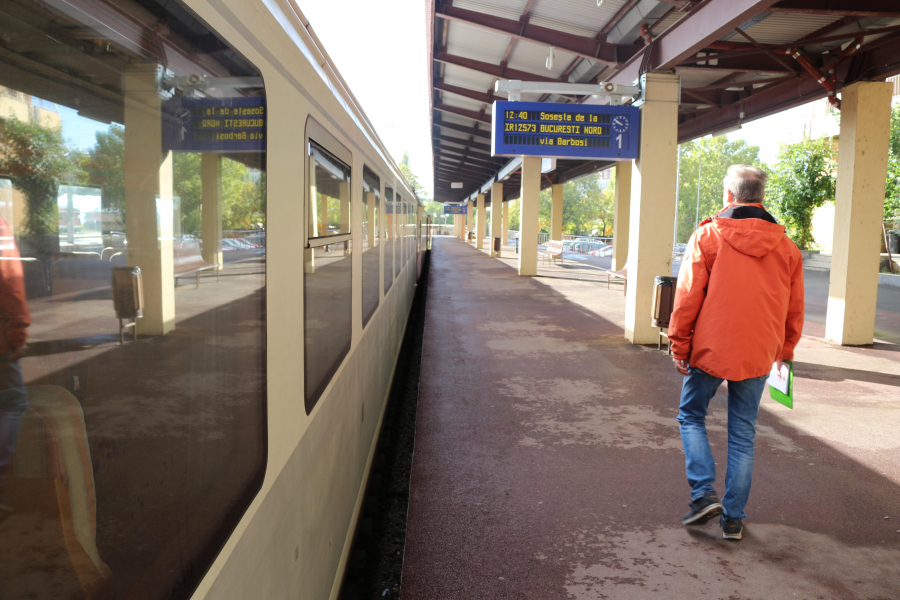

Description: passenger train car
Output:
[0,0,427,597]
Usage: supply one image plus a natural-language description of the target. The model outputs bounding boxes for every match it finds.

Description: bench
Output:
[539,240,564,266]
[605,265,627,295]
[174,241,218,287]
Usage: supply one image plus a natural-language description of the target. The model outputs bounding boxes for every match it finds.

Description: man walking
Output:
[0,214,30,513]
[668,165,804,540]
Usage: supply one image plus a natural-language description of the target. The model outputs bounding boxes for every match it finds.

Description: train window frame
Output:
[303,117,353,414]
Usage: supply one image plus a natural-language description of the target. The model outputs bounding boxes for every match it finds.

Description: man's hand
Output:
[774,360,787,379]
[672,357,690,376]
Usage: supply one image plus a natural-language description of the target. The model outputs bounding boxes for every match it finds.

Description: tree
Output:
[883,104,900,223]
[398,151,425,197]
[767,136,837,250]
[0,116,83,236]
[84,125,126,224]
[675,136,763,243]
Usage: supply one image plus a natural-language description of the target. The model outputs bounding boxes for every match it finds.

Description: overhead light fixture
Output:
[451,182,463,189]
[546,46,555,71]
[597,0,604,6]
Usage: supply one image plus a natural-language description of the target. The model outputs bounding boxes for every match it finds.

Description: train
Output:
[0,0,426,598]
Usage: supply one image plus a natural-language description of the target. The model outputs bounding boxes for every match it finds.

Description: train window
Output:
[0,1,266,599]
[384,187,394,293]
[305,141,352,411]
[361,167,380,326]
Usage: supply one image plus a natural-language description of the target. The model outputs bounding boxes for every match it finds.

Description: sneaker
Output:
[720,514,743,540]
[681,493,723,525]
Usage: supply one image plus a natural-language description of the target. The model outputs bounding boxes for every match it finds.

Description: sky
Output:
[298,0,435,197]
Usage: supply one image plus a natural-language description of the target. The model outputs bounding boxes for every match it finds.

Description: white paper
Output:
[767,362,790,395]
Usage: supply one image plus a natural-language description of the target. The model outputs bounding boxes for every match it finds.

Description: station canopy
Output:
[428,0,900,204]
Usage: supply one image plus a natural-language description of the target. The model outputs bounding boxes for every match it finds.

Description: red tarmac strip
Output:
[401,237,900,599]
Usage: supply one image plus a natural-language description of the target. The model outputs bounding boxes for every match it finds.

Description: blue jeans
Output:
[0,355,28,481]
[677,366,768,521]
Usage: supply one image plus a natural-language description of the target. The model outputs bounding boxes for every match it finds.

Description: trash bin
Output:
[889,231,900,255]
[112,266,143,344]
[493,237,501,252]
[651,276,677,328]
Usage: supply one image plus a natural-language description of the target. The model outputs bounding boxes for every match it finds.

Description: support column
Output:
[366,192,376,248]
[624,72,680,344]
[123,64,175,336]
[201,153,223,268]
[340,181,351,255]
[502,199,509,245]
[550,183,563,241]
[519,156,541,276]
[476,193,486,250]
[490,183,503,257]
[306,158,317,274]
[826,80,893,345]
[320,192,329,236]
[466,198,474,243]
[611,161,631,271]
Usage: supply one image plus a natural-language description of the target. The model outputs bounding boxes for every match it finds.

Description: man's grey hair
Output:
[723,164,768,203]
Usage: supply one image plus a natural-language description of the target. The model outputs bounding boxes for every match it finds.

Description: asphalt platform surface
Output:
[400,237,900,600]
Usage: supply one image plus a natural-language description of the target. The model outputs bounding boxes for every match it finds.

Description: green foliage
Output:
[884,105,900,223]
[84,125,125,222]
[398,151,425,197]
[221,158,265,230]
[675,136,763,243]
[0,117,83,235]
[767,136,836,250]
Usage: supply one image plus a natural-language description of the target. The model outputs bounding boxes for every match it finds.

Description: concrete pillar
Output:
[491,183,503,257]
[306,158,317,274]
[624,72,680,344]
[123,64,175,336]
[476,193,486,250]
[466,199,474,243]
[340,181,350,255]
[550,183,563,241]
[519,157,541,276]
[611,161,632,271]
[826,81,893,346]
[502,200,509,245]
[366,192,376,248]
[455,214,462,239]
[201,153,223,268]
[320,192,329,236]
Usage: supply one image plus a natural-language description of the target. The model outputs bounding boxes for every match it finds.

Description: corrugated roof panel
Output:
[440,94,486,112]
[452,0,530,21]
[529,0,627,37]
[733,13,840,45]
[651,10,685,36]
[507,41,578,79]
[437,112,484,128]
[441,64,497,94]
[679,69,743,89]
[446,21,512,64]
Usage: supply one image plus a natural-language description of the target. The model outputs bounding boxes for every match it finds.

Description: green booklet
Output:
[767,360,793,409]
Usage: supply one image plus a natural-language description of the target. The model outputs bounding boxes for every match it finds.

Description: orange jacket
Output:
[669,203,804,381]
[0,216,31,355]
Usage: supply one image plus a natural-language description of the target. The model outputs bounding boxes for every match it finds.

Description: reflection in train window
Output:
[361,167,380,327]
[395,194,403,267]
[384,187,394,293]
[0,1,266,598]
[305,141,352,411]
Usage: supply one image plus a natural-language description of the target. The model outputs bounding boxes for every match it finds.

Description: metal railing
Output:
[506,230,613,250]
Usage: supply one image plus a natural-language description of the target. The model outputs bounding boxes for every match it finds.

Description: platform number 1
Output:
[616,134,622,149]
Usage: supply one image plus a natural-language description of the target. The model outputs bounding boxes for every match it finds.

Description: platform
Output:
[401,237,900,599]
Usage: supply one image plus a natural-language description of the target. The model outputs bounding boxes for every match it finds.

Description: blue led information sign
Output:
[443,205,467,215]
[491,101,639,161]
[163,96,266,153]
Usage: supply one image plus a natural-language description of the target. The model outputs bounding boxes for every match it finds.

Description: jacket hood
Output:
[712,207,785,258]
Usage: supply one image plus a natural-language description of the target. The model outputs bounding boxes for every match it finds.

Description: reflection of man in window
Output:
[0,215,30,512]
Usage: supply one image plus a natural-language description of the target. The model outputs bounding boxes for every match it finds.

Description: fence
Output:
[505,230,613,251]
